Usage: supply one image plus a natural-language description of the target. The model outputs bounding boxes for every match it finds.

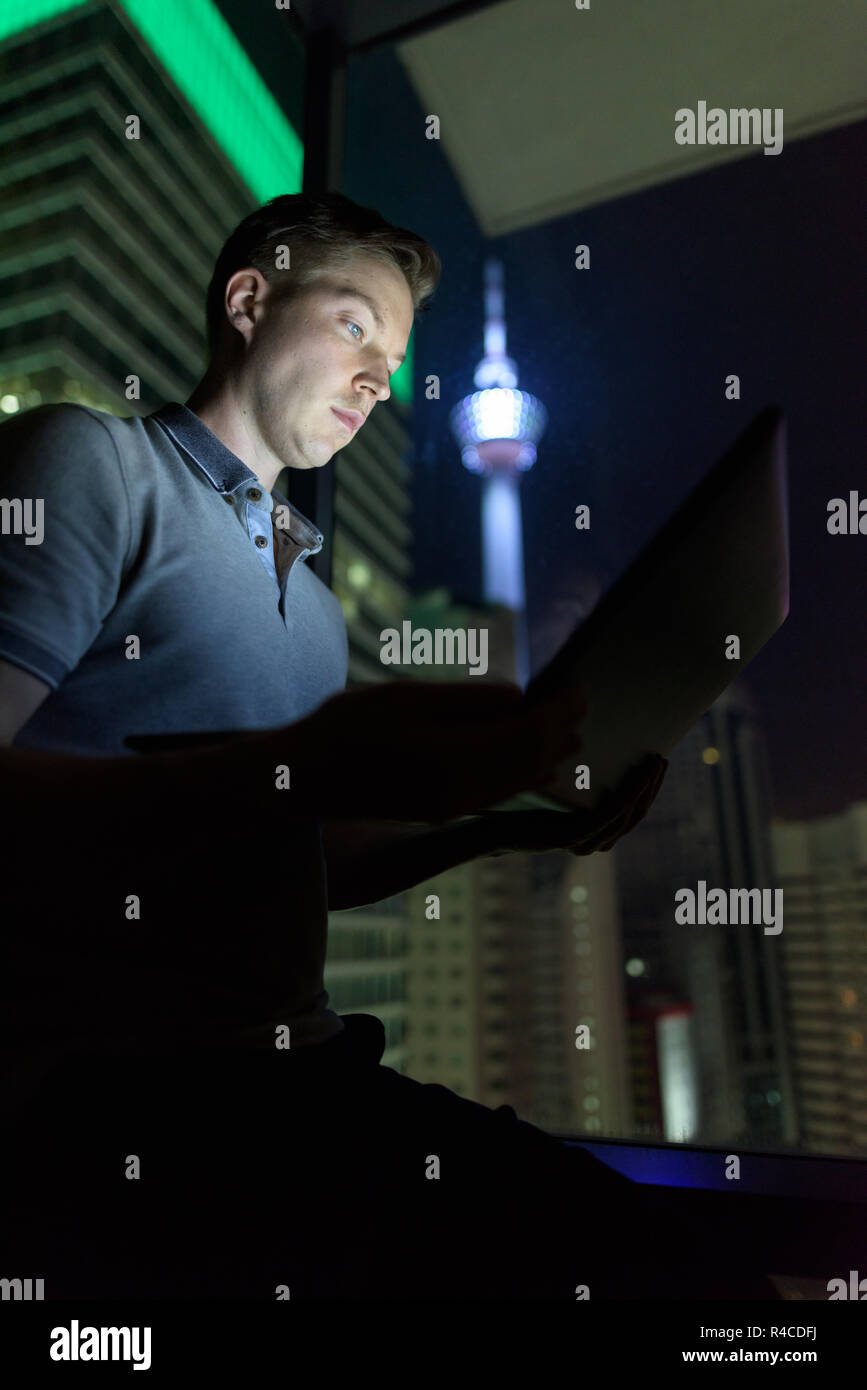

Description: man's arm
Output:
[321,755,668,911]
[322,817,497,911]
[0,659,52,744]
[1,653,663,886]
[0,655,284,844]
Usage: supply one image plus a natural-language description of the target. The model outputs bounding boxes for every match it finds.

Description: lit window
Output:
[347,562,372,589]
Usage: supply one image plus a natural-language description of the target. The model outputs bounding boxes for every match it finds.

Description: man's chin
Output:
[285,447,334,471]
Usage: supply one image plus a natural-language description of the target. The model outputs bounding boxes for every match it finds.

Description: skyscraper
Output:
[615,682,797,1148]
[0,1,302,417]
[772,801,867,1155]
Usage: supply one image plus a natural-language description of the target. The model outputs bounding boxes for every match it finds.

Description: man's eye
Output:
[346,321,364,340]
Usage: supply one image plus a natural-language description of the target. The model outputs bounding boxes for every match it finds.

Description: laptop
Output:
[494,404,789,813]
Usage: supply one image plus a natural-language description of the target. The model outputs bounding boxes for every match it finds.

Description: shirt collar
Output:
[150,401,324,554]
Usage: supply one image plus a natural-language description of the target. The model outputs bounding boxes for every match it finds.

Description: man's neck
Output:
[185,376,283,494]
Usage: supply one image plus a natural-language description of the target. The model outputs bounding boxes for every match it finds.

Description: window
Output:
[332,0,860,1165]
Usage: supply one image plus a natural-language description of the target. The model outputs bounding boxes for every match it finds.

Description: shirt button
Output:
[255,535,268,548]
[247,487,262,501]
[223,493,234,504]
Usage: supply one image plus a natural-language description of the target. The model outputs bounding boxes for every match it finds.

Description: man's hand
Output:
[323,752,668,909]
[472,754,668,858]
[250,678,590,822]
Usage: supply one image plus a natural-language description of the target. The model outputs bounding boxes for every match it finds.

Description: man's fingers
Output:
[600,755,663,810]
[594,806,635,852]
[595,757,666,849]
[604,789,653,846]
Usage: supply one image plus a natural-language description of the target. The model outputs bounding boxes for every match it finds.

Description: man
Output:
[1,192,758,1300]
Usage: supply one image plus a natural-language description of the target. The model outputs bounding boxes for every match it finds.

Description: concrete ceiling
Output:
[395,0,867,235]
[288,0,502,50]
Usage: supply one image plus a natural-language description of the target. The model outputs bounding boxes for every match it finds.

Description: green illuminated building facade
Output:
[0,1,272,414]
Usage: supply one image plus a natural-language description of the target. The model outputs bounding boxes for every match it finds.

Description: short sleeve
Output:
[0,404,134,689]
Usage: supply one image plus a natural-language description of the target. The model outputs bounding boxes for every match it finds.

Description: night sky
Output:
[344,47,866,823]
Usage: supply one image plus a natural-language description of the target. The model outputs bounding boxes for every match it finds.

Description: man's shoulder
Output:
[1,400,139,446]
[0,403,166,478]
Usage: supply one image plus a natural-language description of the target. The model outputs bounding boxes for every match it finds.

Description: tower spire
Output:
[449,259,548,687]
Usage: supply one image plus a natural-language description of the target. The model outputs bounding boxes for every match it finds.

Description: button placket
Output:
[243,493,281,595]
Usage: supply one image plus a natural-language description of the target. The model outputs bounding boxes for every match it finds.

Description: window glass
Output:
[334,0,866,1161]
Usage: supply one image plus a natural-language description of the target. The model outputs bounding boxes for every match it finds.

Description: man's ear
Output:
[224,268,267,341]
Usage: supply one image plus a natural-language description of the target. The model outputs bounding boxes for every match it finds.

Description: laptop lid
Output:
[499,404,789,812]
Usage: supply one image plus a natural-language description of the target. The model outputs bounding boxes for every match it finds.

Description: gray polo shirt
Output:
[0,401,348,1105]
[0,401,348,749]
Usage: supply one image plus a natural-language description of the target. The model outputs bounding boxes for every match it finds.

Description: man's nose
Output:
[365,375,389,401]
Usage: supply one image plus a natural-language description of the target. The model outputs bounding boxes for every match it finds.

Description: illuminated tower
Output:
[449,259,547,687]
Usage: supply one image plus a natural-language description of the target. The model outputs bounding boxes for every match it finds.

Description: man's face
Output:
[237,251,415,471]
